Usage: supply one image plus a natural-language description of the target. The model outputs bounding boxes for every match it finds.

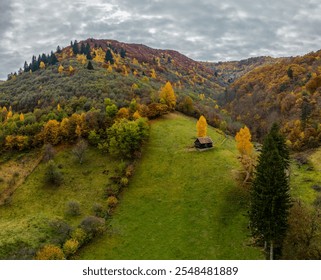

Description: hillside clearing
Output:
[77,113,263,259]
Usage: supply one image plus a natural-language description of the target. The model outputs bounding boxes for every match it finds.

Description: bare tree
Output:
[72,139,88,164]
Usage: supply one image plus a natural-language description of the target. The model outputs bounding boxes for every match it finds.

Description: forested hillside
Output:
[223,50,321,150]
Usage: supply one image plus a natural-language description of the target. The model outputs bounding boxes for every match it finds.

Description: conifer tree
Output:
[120,48,126,58]
[72,40,79,55]
[50,52,58,65]
[249,124,291,260]
[105,49,114,64]
[86,61,94,70]
[80,42,86,54]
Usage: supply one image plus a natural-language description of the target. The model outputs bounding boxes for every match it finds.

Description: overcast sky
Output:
[1,0,321,80]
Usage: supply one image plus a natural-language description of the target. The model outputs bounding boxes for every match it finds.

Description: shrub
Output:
[71,228,87,246]
[65,201,81,216]
[92,203,106,218]
[120,177,129,187]
[34,244,65,260]
[44,160,63,186]
[107,196,118,208]
[80,216,105,239]
[125,164,135,178]
[42,143,55,162]
[63,239,79,257]
[48,219,72,245]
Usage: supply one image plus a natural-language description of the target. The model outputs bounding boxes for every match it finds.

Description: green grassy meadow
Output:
[290,149,321,205]
[78,113,263,259]
[0,146,117,258]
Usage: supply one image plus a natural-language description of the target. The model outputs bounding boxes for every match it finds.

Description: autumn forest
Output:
[0,39,321,260]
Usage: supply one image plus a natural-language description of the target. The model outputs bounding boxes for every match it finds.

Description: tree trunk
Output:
[270,241,273,260]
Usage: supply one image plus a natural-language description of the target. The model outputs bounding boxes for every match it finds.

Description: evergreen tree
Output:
[85,43,90,55]
[72,40,79,55]
[105,49,114,64]
[50,52,58,65]
[80,42,86,54]
[249,124,291,260]
[86,61,94,70]
[56,45,62,53]
[23,61,29,72]
[86,51,92,60]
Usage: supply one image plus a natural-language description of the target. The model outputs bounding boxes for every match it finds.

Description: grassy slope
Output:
[0,147,117,257]
[291,149,321,204]
[78,113,263,259]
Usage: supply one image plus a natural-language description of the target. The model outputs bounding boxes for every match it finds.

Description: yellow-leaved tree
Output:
[150,69,156,79]
[235,126,255,187]
[19,113,24,122]
[40,61,45,69]
[196,115,207,137]
[58,65,64,74]
[235,126,253,156]
[160,81,176,109]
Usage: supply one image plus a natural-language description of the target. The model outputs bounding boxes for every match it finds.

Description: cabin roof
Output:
[195,137,213,144]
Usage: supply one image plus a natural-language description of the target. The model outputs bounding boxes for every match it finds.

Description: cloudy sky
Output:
[1,0,321,80]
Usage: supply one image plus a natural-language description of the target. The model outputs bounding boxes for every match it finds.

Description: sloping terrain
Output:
[77,113,263,259]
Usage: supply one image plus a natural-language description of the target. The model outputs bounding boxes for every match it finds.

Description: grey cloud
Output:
[1,0,321,79]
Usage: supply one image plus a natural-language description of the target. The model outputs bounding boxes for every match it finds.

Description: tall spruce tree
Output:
[249,124,291,260]
[105,49,114,64]
[72,40,79,55]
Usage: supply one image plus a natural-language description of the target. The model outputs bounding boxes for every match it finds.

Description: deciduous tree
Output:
[196,115,207,137]
[160,81,176,109]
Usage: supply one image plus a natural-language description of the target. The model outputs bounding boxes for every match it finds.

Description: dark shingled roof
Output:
[195,137,213,144]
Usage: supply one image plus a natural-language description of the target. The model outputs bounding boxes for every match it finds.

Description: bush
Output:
[34,244,65,260]
[48,219,72,245]
[63,239,79,257]
[65,201,81,216]
[92,203,106,218]
[120,177,129,187]
[125,164,135,178]
[42,143,55,162]
[80,216,105,239]
[107,196,118,208]
[44,160,63,186]
[71,228,87,246]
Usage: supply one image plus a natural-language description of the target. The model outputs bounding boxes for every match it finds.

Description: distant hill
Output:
[1,38,321,150]
[223,50,321,150]
[202,56,280,86]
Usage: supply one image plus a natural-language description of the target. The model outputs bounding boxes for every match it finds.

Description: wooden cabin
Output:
[194,137,213,150]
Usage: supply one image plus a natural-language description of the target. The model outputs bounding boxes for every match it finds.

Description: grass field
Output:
[77,113,263,260]
[0,146,118,259]
[290,149,321,205]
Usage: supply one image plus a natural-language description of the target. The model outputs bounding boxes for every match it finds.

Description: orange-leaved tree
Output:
[196,115,207,137]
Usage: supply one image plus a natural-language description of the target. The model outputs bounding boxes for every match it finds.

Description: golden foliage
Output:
[19,113,24,122]
[76,54,87,65]
[159,81,176,109]
[35,244,65,260]
[63,239,79,256]
[117,107,130,119]
[133,110,141,119]
[150,69,156,79]
[196,115,207,137]
[39,61,45,69]
[93,48,105,63]
[107,196,118,208]
[58,65,64,73]
[43,119,61,145]
[235,126,253,156]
